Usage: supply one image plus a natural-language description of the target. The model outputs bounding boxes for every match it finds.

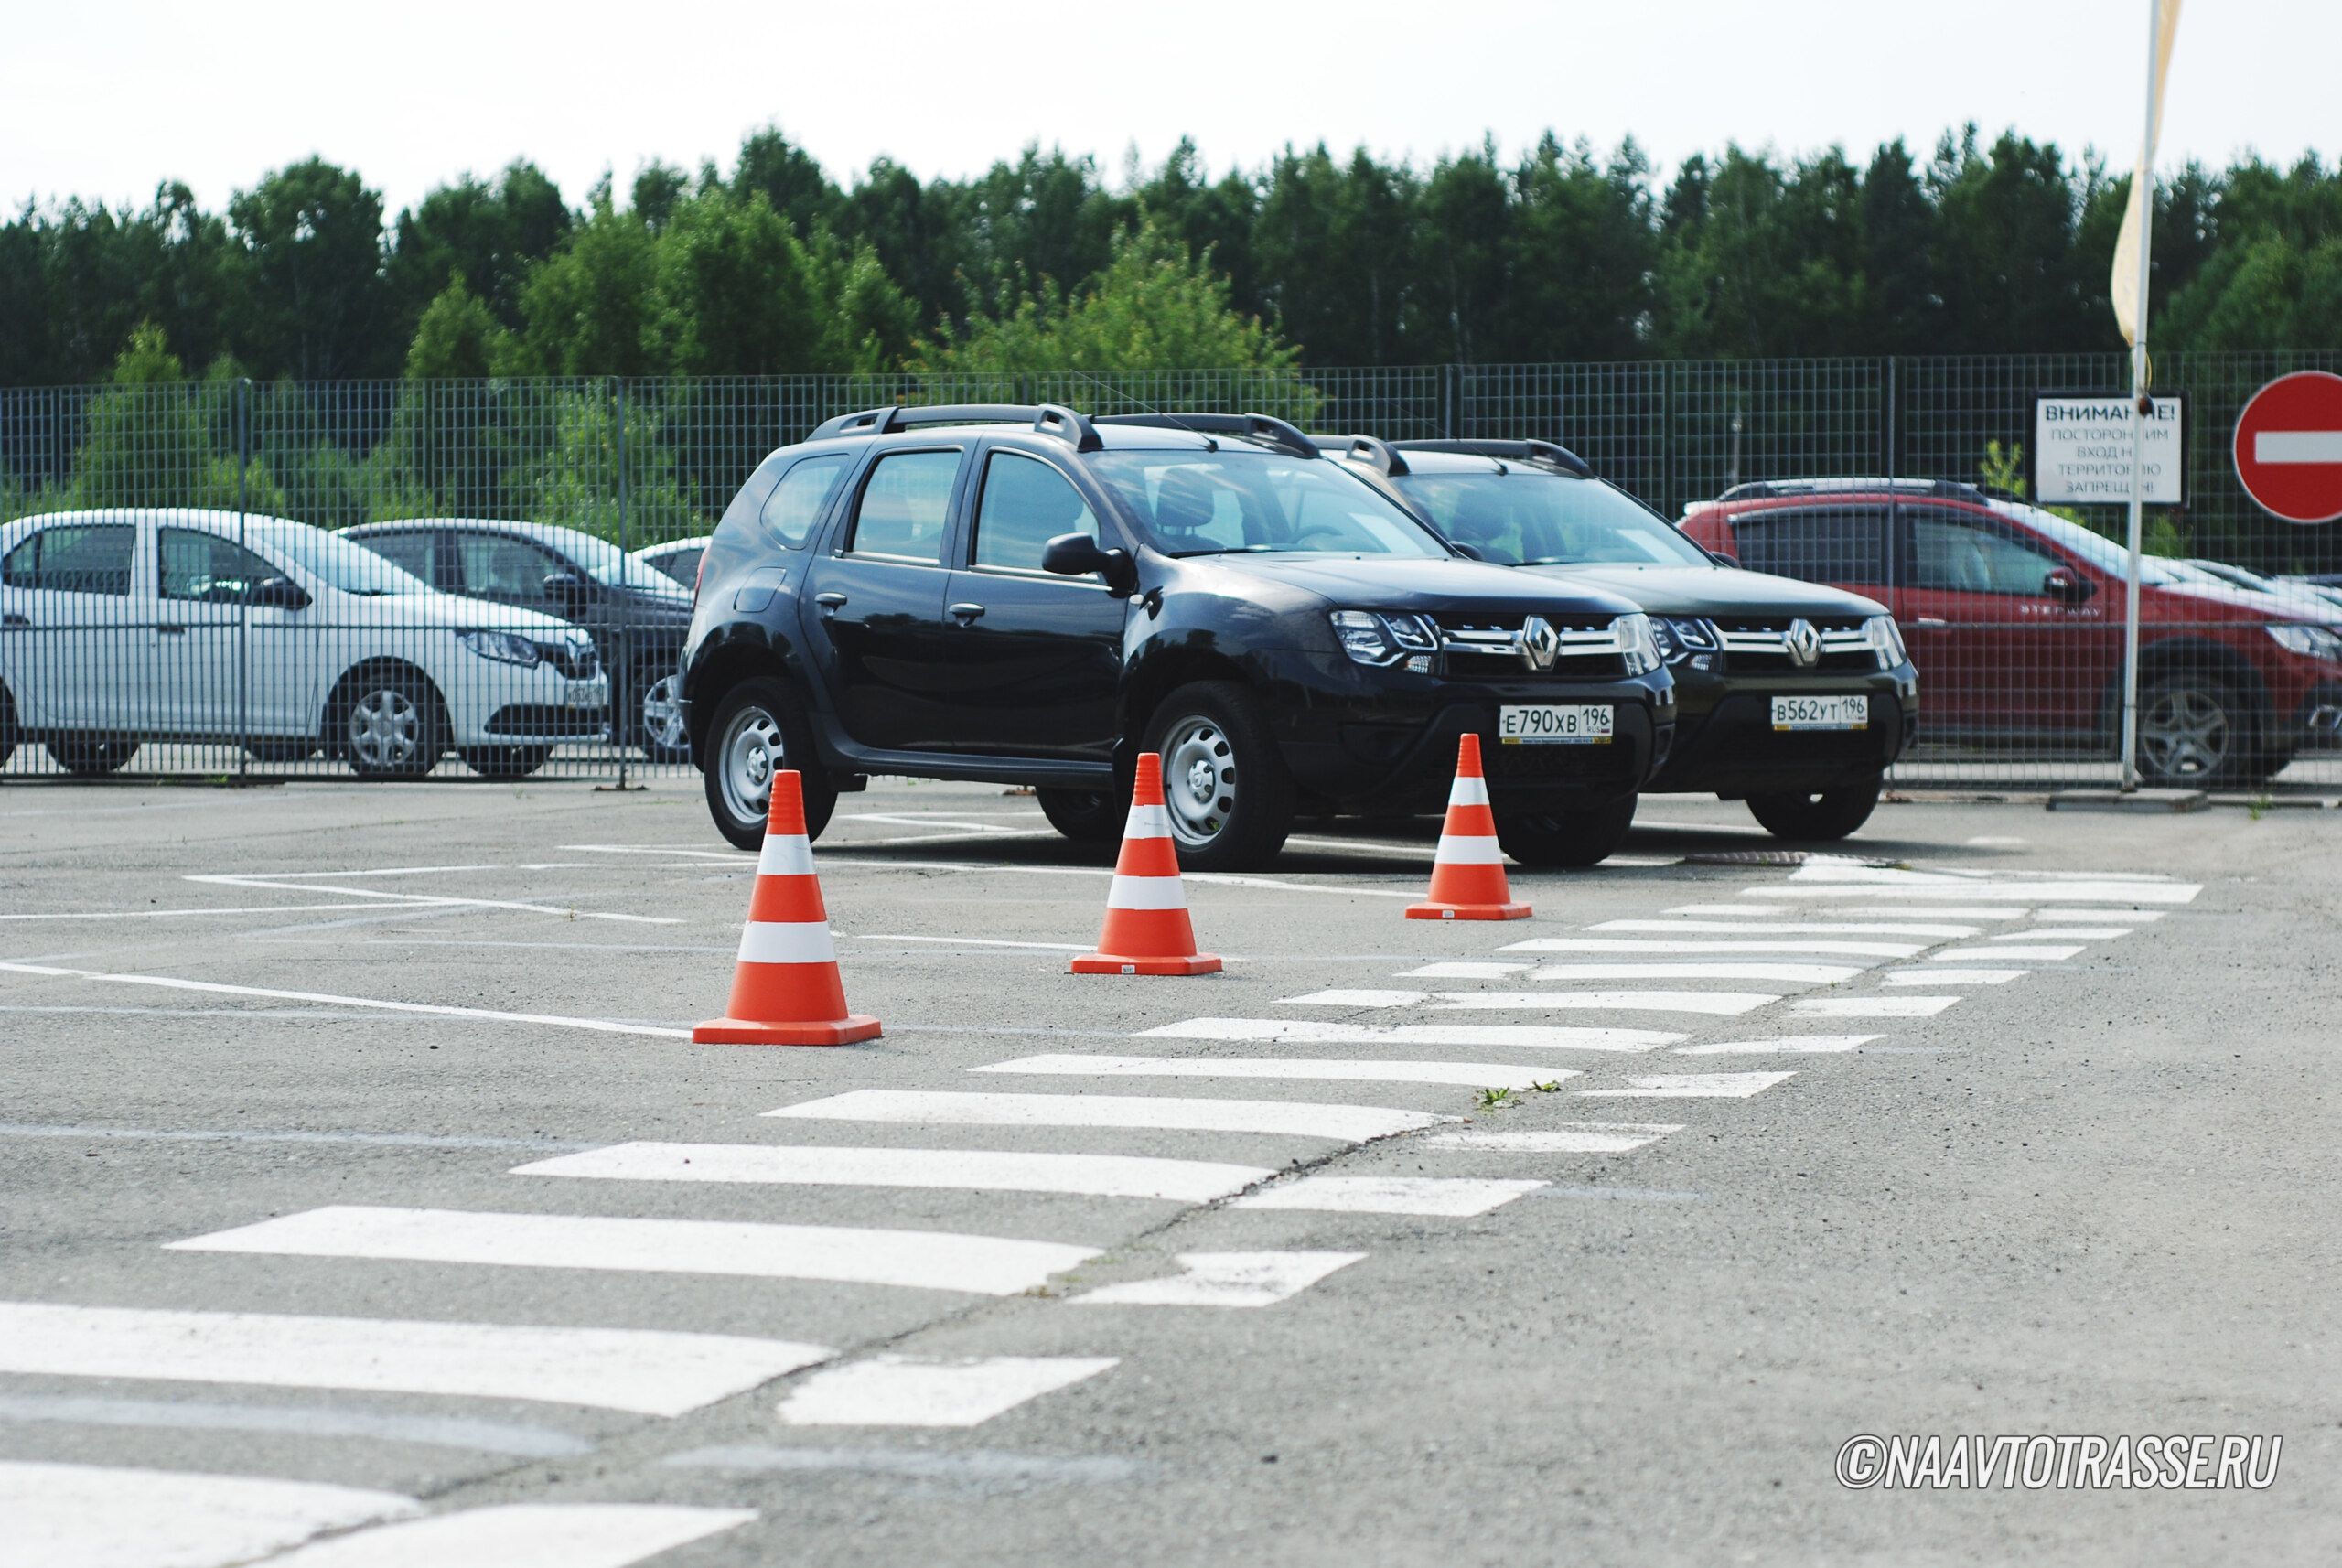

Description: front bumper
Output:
[1261,650,1673,814]
[1648,666,1915,795]
[446,670,608,746]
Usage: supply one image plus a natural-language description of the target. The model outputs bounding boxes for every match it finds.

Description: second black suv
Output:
[681,406,1678,870]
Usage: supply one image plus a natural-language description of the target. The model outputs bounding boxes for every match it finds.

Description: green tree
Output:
[505,187,661,376]
[403,274,510,377]
[388,161,570,335]
[226,157,395,378]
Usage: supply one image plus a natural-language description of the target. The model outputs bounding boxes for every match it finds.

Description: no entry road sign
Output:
[2234,371,2342,524]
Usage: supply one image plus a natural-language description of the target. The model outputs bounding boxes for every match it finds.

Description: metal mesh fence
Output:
[4,357,2338,788]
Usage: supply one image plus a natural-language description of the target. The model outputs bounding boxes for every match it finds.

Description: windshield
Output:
[1391,470,1711,567]
[247,521,430,596]
[1992,502,2181,585]
[550,527,690,592]
[1087,449,1448,558]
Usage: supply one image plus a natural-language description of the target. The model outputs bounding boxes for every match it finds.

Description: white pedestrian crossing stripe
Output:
[776,1356,1118,1428]
[1595,918,1984,938]
[1793,995,1961,1016]
[1671,1035,1882,1055]
[1141,1016,1680,1049]
[1528,961,1868,983]
[1416,1123,1681,1153]
[514,1142,1273,1203]
[1396,961,1532,978]
[1576,1072,1795,1100]
[0,1459,417,1568]
[1420,990,1781,1015]
[0,1302,823,1416]
[765,1090,1456,1142]
[973,1054,1580,1091]
[1507,936,1925,958]
[1232,1176,1546,1215]
[168,1207,1101,1298]
[261,1504,758,1568]
[1274,988,1432,1006]
[1074,1251,1365,1307]
[2011,926,2132,939]
[1885,968,2025,984]
[1931,944,2083,961]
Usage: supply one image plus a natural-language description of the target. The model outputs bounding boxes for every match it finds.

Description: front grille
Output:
[486,704,607,737]
[535,641,600,680]
[1712,618,1875,674]
[1430,615,1625,679]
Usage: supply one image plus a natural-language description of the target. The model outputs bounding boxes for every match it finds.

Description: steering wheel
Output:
[1286,522,1348,544]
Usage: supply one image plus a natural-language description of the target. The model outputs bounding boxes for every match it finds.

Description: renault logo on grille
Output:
[1784,618,1823,668]
[1518,616,1562,671]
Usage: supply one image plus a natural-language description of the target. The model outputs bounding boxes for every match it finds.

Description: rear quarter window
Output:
[1731,506,1888,585]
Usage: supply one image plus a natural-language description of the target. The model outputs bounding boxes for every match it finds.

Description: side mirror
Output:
[542,571,588,607]
[1449,542,1485,562]
[2044,566,2096,605]
[249,576,310,611]
[1706,548,1742,569]
[1040,533,1137,596]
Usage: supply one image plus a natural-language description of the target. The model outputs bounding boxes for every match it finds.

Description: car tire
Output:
[637,670,692,763]
[48,736,140,776]
[462,746,551,779]
[245,736,322,764]
[1037,787,1129,844]
[0,682,17,769]
[1141,681,1295,872]
[1746,773,1883,841]
[332,668,443,779]
[2136,673,2251,788]
[1494,795,1638,867]
[704,676,835,852]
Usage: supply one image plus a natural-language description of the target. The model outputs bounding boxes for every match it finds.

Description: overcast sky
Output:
[5,1,2329,219]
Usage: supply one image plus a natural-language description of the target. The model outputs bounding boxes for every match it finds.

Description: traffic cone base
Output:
[693,771,881,1045]
[1407,733,1531,921]
[1072,764,1222,975]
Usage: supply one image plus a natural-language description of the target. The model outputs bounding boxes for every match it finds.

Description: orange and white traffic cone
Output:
[693,770,882,1045]
[1070,752,1223,975]
[1406,733,1531,921]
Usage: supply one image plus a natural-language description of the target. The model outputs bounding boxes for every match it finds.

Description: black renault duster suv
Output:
[1324,437,1920,841]
[680,406,1676,870]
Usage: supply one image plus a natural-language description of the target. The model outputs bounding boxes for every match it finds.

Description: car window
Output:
[2,524,134,596]
[1087,449,1445,558]
[355,531,434,584]
[1908,514,2063,596]
[848,450,960,564]
[1731,507,1888,585]
[650,547,703,585]
[159,529,278,603]
[457,533,569,602]
[1391,471,1710,566]
[973,451,1099,571]
[760,456,852,549]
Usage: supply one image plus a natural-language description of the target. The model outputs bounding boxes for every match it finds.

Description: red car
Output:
[1681,479,2342,787]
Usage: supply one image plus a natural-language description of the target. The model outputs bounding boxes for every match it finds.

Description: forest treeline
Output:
[5,125,2340,388]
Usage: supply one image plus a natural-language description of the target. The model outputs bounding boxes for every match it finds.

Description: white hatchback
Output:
[0,508,608,778]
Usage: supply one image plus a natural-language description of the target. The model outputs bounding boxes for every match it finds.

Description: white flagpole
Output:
[2119,0,2164,791]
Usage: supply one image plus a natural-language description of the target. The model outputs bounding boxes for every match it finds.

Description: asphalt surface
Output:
[0,775,2336,1565]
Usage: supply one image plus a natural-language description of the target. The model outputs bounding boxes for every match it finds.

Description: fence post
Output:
[235,378,251,781]
[614,376,630,789]
[1660,361,1672,520]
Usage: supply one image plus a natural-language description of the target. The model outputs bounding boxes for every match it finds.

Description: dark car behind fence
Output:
[4,355,2339,786]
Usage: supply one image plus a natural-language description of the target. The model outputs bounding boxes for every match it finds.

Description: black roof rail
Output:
[808,403,1101,446]
[1713,477,1991,506]
[1315,433,1409,476]
[1094,411,1319,458]
[1391,437,1592,477]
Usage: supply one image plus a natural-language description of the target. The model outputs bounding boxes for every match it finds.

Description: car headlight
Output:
[1330,609,1437,667]
[1864,615,1908,670]
[2269,624,2342,662]
[1613,613,1662,676]
[1651,616,1715,666]
[459,629,543,667]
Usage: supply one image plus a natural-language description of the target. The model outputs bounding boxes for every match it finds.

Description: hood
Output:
[2157,576,2342,628]
[1520,563,1887,619]
[360,590,586,636]
[1193,553,1641,620]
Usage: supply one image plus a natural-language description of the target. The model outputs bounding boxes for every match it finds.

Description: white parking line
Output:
[263,1504,759,1568]
[1671,1035,1883,1054]
[1426,991,1782,1015]
[0,961,692,1039]
[0,904,391,923]
[0,1302,822,1416]
[514,1143,1273,1203]
[1137,1017,1683,1050]
[171,1207,1100,1297]
[764,1090,1454,1142]
[1576,1072,1795,1100]
[1793,995,1961,1016]
[776,1356,1117,1428]
[1761,880,2198,904]
[1073,1251,1364,1307]
[973,1054,1581,1091]
[1232,1176,1547,1216]
[1507,937,1925,958]
[1591,919,1984,939]
[1932,945,2082,961]
[186,874,681,924]
[849,934,1092,951]
[1415,1123,1681,1153]
[1885,968,2027,984]
[0,1460,417,1568]
[1528,961,1869,983]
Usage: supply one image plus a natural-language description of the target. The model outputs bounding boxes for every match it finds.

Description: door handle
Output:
[1915,617,1948,626]
[814,592,847,617]
[157,624,188,636]
[948,602,985,623]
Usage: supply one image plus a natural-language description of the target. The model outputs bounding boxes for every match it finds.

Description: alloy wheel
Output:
[2141,688,2229,779]
[641,674,688,753]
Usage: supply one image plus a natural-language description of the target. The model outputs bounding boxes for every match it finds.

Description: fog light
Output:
[1405,654,1433,674]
